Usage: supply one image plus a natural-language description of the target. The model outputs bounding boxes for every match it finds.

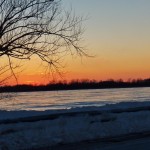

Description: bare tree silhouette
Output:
[0,0,87,83]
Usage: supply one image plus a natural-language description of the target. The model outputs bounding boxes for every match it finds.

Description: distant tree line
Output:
[0,78,150,93]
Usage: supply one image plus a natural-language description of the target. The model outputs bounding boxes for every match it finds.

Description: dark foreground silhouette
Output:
[1,78,150,93]
[49,136,150,150]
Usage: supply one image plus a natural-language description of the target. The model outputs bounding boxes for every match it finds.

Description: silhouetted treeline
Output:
[1,78,150,93]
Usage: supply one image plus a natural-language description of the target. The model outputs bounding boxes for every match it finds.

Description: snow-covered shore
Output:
[1,101,150,149]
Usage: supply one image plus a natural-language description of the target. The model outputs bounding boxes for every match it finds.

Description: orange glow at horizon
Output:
[2,44,150,86]
[7,70,150,86]
[6,55,150,85]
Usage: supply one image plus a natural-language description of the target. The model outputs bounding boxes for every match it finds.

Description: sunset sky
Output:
[2,0,150,85]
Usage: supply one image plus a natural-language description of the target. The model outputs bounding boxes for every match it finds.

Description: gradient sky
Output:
[3,0,150,85]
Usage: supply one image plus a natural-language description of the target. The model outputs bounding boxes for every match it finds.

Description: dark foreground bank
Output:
[37,135,150,150]
[1,102,150,149]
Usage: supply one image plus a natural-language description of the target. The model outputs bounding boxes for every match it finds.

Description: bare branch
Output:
[0,0,87,83]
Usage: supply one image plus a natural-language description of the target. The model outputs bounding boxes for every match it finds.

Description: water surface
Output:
[0,87,150,111]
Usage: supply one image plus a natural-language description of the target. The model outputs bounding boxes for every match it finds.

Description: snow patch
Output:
[0,102,150,149]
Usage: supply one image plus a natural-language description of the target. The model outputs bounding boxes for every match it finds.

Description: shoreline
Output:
[0,86,150,93]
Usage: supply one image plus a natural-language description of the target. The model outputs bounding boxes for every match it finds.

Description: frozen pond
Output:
[0,87,150,110]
